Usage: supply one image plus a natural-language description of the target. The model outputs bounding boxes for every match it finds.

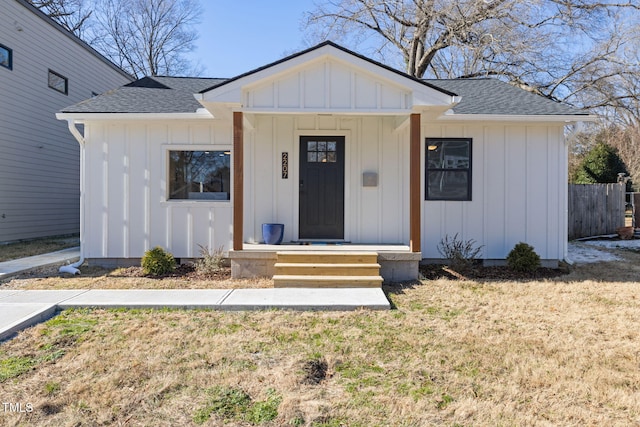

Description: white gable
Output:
[198,43,457,114]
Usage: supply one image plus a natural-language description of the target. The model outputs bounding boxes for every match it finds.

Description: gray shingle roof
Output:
[426,78,587,116]
[61,76,225,114]
[61,75,588,117]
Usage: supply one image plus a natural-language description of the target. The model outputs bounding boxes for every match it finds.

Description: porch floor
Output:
[242,243,412,252]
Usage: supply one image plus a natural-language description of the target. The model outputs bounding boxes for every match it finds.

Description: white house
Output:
[57,42,592,281]
[0,0,132,242]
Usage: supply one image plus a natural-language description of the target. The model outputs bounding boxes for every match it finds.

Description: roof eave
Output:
[56,110,213,121]
[437,113,598,122]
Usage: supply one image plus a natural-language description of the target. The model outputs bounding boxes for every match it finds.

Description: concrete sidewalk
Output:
[0,248,391,341]
[0,247,80,279]
[0,288,391,340]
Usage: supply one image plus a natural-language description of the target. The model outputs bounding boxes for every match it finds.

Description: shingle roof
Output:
[61,73,587,117]
[426,78,587,116]
[60,76,225,114]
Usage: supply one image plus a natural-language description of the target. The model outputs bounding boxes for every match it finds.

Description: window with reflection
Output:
[307,140,337,163]
[169,150,231,200]
[0,44,12,70]
[48,69,68,94]
[425,138,472,201]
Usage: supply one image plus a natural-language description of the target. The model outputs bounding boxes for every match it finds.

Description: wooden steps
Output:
[273,251,383,288]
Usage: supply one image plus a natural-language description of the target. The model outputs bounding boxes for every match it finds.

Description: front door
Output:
[299,136,345,239]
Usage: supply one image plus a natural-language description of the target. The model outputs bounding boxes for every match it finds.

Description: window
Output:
[48,69,68,94]
[425,138,472,201]
[0,44,12,70]
[306,140,337,163]
[169,150,231,200]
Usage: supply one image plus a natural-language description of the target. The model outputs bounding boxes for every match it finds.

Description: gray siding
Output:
[0,0,131,242]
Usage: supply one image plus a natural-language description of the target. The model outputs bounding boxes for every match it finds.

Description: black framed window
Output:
[168,150,231,200]
[48,69,68,94]
[0,44,12,70]
[425,138,472,201]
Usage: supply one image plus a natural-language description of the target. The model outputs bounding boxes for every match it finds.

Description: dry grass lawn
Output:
[0,236,79,263]
[2,247,640,426]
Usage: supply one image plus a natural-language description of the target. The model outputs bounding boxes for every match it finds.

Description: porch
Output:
[229,244,421,284]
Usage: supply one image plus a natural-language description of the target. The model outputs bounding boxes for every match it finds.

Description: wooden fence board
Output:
[568,183,625,239]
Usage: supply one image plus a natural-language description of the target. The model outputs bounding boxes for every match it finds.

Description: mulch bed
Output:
[117,264,232,281]
[420,264,569,281]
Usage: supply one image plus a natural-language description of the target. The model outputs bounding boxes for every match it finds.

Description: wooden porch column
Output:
[409,113,421,253]
[233,111,244,251]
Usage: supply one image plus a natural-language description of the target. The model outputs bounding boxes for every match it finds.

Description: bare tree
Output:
[91,0,202,78]
[29,0,93,37]
[32,0,203,78]
[304,0,640,117]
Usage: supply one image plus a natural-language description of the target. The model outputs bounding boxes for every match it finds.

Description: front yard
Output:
[1,245,640,426]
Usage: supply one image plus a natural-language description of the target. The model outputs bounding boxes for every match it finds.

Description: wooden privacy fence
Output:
[568,183,626,239]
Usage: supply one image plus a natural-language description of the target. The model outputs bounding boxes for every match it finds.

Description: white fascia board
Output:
[240,107,413,115]
[56,110,214,122]
[436,113,598,123]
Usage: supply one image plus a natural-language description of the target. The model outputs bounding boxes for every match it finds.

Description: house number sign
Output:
[282,152,289,179]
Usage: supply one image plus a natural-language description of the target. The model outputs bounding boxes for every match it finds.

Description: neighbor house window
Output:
[425,138,472,201]
[0,44,12,70]
[48,69,68,94]
[169,150,231,200]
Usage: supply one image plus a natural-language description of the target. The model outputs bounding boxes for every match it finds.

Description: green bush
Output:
[141,246,176,276]
[572,142,628,184]
[507,242,541,272]
[437,233,483,273]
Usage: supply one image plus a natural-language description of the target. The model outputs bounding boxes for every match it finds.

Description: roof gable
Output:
[198,41,458,113]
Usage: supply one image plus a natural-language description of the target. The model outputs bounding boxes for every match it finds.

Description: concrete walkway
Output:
[0,246,81,279]
[0,249,391,341]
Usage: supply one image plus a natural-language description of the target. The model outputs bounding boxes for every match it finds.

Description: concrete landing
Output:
[0,288,391,341]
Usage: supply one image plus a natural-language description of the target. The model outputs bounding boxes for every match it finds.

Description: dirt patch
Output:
[420,264,569,281]
[301,358,329,385]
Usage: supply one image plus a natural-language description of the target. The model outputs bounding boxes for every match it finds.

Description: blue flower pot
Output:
[262,223,284,245]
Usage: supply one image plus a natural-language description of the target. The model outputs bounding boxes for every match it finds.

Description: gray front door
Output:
[299,136,345,239]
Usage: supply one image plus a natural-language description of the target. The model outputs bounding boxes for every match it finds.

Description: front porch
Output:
[229,244,421,284]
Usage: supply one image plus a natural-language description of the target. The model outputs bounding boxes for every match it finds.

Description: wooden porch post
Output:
[233,111,244,251]
[410,113,421,253]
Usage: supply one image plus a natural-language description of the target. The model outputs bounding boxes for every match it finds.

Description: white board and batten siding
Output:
[244,114,410,245]
[82,115,411,260]
[0,0,131,242]
[82,121,233,260]
[244,58,411,113]
[421,121,567,262]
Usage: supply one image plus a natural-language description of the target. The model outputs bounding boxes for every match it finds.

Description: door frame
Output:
[293,130,351,242]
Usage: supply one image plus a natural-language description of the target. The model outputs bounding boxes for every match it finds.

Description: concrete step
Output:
[273,275,383,288]
[274,262,381,276]
[276,251,378,264]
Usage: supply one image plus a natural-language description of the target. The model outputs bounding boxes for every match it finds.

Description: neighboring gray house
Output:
[57,42,594,281]
[0,0,132,242]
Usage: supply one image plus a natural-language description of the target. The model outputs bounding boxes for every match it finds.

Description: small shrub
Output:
[437,233,483,273]
[507,242,541,272]
[195,245,225,276]
[141,246,176,276]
